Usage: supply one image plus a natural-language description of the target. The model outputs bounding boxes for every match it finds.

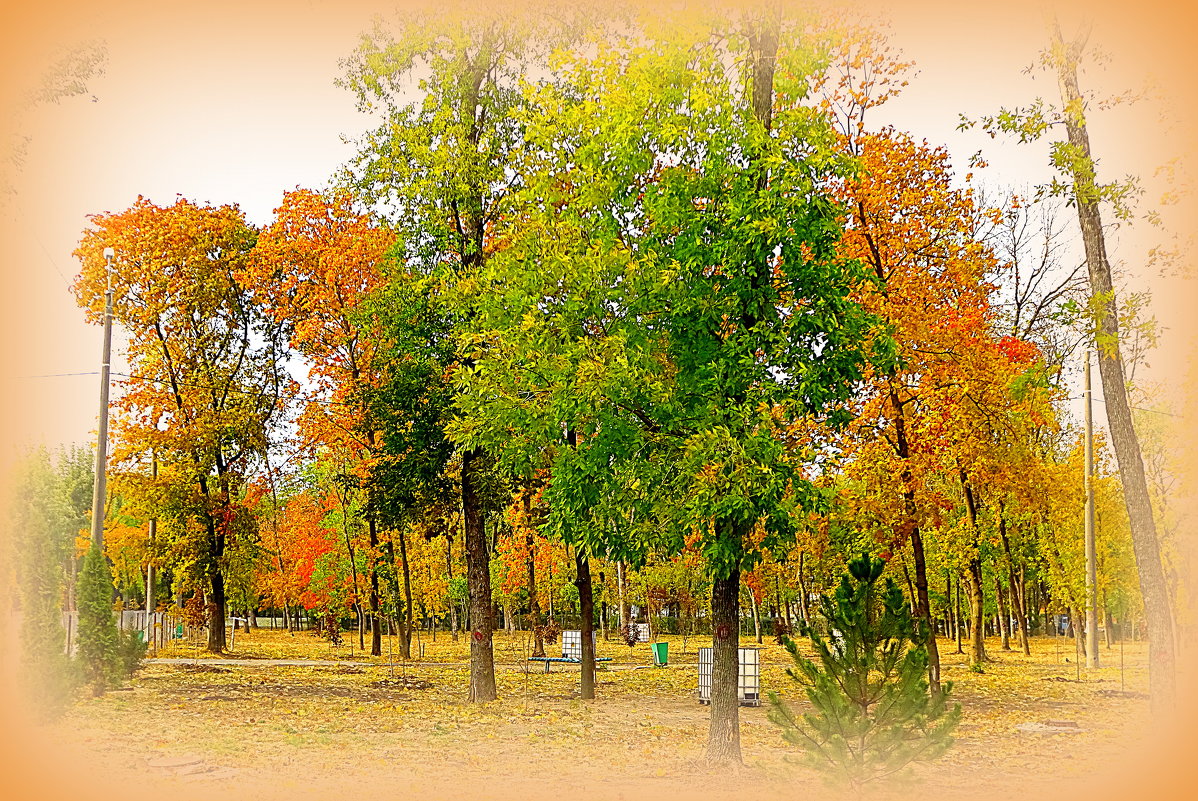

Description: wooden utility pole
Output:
[1084,350,1099,667]
[89,247,114,550]
[146,453,157,643]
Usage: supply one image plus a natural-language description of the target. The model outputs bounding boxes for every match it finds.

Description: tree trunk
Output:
[945,571,955,643]
[525,491,545,657]
[397,525,415,659]
[967,560,986,665]
[889,387,940,693]
[797,552,810,625]
[617,560,630,631]
[910,524,941,691]
[996,575,1011,650]
[207,570,227,653]
[955,575,965,654]
[366,512,383,657]
[1052,22,1175,712]
[447,534,459,641]
[463,447,496,702]
[747,583,762,644]
[960,474,986,666]
[576,551,595,700]
[1104,592,1116,648]
[1070,604,1087,660]
[706,560,742,765]
[999,515,1032,654]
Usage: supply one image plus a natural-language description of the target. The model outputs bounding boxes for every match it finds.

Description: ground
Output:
[6,626,1184,801]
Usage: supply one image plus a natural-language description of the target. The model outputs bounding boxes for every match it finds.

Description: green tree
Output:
[76,542,120,695]
[452,7,884,762]
[338,2,574,701]
[6,449,85,717]
[768,553,960,790]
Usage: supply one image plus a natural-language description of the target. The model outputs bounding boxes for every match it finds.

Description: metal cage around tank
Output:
[697,646,761,707]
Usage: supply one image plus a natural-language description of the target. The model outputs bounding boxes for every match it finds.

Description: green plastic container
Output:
[651,641,668,666]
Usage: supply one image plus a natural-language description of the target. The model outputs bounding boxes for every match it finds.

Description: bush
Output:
[768,553,960,790]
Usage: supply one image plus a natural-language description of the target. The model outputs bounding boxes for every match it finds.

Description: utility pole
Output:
[1084,349,1099,668]
[89,247,115,550]
[146,452,157,643]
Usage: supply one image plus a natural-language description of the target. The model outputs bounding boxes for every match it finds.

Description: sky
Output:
[1,0,1195,468]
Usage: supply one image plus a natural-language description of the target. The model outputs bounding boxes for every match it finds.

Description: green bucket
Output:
[651,641,668,666]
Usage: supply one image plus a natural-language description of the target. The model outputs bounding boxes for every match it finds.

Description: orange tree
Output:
[75,197,293,652]
[830,129,1009,688]
[241,188,395,655]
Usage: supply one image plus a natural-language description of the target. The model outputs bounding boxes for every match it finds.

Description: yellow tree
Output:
[75,197,293,652]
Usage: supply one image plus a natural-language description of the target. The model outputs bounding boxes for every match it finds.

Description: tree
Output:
[338,3,567,702]
[5,448,87,716]
[768,553,960,790]
[965,21,1177,712]
[76,541,144,695]
[452,7,882,761]
[74,197,292,652]
[243,188,396,655]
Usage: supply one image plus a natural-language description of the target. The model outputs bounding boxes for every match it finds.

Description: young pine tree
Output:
[76,542,128,695]
[768,553,960,790]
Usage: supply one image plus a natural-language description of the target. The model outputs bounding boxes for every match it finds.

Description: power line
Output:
[1069,395,1183,419]
[12,370,99,379]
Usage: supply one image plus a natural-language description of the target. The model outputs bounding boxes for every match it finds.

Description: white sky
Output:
[1,0,1194,468]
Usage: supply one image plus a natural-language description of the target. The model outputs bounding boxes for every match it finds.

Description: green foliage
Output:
[451,14,886,579]
[6,448,88,718]
[77,541,147,696]
[768,553,960,789]
[77,542,121,695]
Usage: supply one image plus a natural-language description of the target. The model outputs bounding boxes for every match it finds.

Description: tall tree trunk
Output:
[1052,22,1175,712]
[706,550,742,765]
[797,552,810,624]
[199,476,227,653]
[208,570,227,653]
[945,572,955,642]
[967,562,986,665]
[891,388,940,693]
[955,575,965,654]
[1070,604,1087,660]
[778,572,792,630]
[576,551,595,700]
[1104,591,1116,647]
[910,522,941,690]
[447,534,459,641]
[616,560,629,631]
[463,447,496,702]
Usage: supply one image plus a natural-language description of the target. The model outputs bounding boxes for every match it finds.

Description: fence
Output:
[62,611,193,655]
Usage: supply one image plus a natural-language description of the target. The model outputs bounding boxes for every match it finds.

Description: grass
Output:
[37,628,1154,801]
